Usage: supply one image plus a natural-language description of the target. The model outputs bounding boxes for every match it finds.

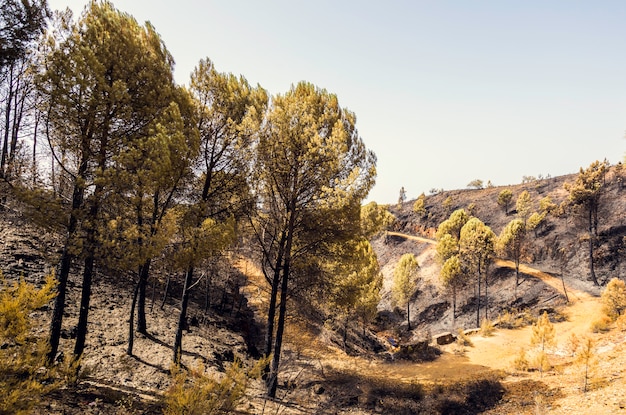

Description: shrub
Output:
[513,348,529,372]
[163,357,266,415]
[0,272,58,415]
[531,351,551,376]
[480,319,495,337]
[601,278,626,321]
[590,316,612,333]
[456,328,473,347]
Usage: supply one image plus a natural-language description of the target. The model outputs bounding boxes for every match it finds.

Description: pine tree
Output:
[497,218,527,299]
[37,1,180,362]
[460,218,495,327]
[392,253,419,330]
[252,81,375,397]
[564,160,610,286]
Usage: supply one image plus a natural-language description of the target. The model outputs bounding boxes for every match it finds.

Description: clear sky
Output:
[47,0,626,204]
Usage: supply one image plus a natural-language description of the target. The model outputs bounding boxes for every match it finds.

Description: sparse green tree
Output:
[564,160,610,286]
[460,218,495,327]
[497,189,513,215]
[170,57,267,365]
[443,196,453,214]
[392,253,420,330]
[527,211,547,238]
[37,1,182,362]
[412,193,426,217]
[516,190,533,225]
[435,208,469,241]
[440,255,464,320]
[497,218,527,299]
[251,81,375,397]
[467,179,483,189]
[328,239,382,347]
[539,196,557,215]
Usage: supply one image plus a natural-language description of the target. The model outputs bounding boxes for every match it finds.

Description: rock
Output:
[434,331,456,345]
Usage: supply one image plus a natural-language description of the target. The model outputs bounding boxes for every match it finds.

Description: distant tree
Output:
[601,278,626,321]
[440,255,464,320]
[467,179,483,189]
[398,186,407,208]
[466,202,476,216]
[516,190,533,225]
[436,208,469,241]
[497,218,527,299]
[527,211,547,238]
[328,239,382,347]
[412,192,426,217]
[539,196,557,215]
[497,189,513,215]
[459,218,495,327]
[392,253,420,330]
[564,160,610,286]
[442,196,454,214]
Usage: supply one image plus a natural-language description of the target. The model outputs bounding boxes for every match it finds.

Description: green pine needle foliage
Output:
[0,272,58,415]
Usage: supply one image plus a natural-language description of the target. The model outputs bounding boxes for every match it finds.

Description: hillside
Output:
[1,164,625,414]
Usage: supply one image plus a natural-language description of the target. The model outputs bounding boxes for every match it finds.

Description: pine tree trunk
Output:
[407,302,411,331]
[587,208,598,286]
[47,168,86,364]
[267,211,295,398]
[127,276,141,356]
[267,256,289,398]
[173,266,193,365]
[137,259,151,334]
[73,245,94,359]
[160,274,170,310]
[476,272,481,328]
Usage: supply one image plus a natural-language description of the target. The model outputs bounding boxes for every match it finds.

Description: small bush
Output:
[480,319,495,337]
[513,348,529,372]
[590,316,612,333]
[531,351,551,376]
[497,309,529,329]
[0,272,59,415]
[456,328,473,347]
[601,278,626,321]
[163,357,266,415]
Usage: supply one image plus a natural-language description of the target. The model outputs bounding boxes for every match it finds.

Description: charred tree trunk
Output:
[47,159,87,364]
[137,259,151,334]
[127,276,141,356]
[173,266,193,365]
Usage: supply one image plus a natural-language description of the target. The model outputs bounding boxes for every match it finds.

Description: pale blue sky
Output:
[47,1,626,204]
